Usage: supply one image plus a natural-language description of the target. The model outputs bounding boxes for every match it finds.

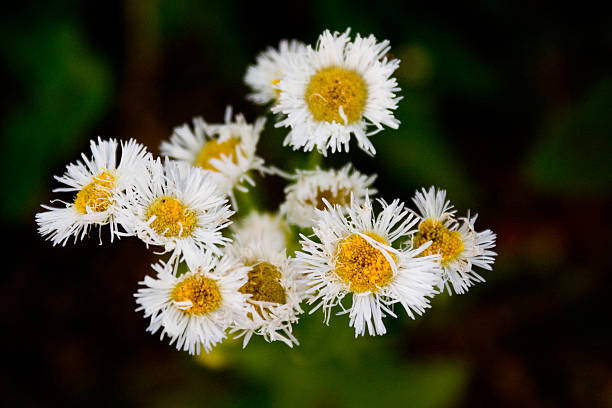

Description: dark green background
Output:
[2,1,610,407]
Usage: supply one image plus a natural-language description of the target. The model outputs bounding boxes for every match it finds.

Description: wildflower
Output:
[273,29,401,155]
[135,254,250,354]
[118,158,233,265]
[280,164,376,228]
[36,138,150,245]
[245,39,308,105]
[295,195,439,336]
[411,187,497,294]
[160,107,266,206]
[228,239,306,347]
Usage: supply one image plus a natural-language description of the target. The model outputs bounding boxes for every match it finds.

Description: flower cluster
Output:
[36,28,496,354]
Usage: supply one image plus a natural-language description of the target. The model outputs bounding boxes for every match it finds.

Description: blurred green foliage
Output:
[526,78,612,194]
[1,18,111,221]
[229,314,468,408]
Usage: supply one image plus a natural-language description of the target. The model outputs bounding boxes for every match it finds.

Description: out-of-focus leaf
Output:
[228,309,469,408]
[525,78,612,195]
[376,90,474,203]
[0,21,112,221]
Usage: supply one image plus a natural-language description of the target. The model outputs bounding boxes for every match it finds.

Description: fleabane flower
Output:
[295,195,439,337]
[231,211,289,252]
[411,187,497,295]
[272,28,401,155]
[36,137,150,245]
[228,239,306,347]
[280,164,377,228]
[160,107,266,206]
[118,158,233,265]
[135,254,250,355]
[245,39,308,105]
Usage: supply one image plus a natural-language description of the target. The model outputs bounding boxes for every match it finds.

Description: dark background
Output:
[2,1,611,407]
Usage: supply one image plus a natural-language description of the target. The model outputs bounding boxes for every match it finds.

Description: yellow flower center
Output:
[194,137,241,171]
[305,187,350,210]
[334,232,394,293]
[74,171,115,214]
[413,219,465,265]
[305,66,368,124]
[239,262,287,304]
[171,273,222,315]
[145,196,197,238]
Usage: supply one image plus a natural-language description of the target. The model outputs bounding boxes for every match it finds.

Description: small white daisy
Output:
[272,28,402,155]
[244,39,308,105]
[411,187,497,295]
[231,211,288,252]
[227,239,306,347]
[279,164,377,228]
[159,107,266,206]
[36,137,150,245]
[295,195,439,337]
[135,254,251,355]
[118,158,233,265]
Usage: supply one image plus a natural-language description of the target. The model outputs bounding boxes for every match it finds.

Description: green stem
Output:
[306,150,323,169]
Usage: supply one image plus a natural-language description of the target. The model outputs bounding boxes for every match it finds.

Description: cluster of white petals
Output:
[36,28,497,354]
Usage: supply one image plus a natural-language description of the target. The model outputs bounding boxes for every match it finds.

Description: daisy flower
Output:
[228,239,306,347]
[231,211,289,252]
[411,187,497,294]
[135,254,251,355]
[36,137,150,245]
[118,158,233,265]
[272,28,402,155]
[280,164,377,228]
[159,107,266,206]
[295,195,439,337]
[244,39,308,105]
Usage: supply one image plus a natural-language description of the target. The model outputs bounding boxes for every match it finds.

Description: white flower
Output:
[280,164,377,228]
[231,211,288,252]
[411,186,497,294]
[295,195,439,337]
[159,107,266,206]
[227,239,306,347]
[117,158,233,265]
[272,28,402,155]
[244,39,308,105]
[36,137,150,245]
[135,254,251,355]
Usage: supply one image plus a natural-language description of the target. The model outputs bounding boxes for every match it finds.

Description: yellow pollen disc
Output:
[305,187,350,210]
[305,66,368,124]
[334,232,394,293]
[239,262,287,304]
[194,137,241,171]
[413,219,465,265]
[171,273,222,315]
[74,171,115,214]
[145,196,197,238]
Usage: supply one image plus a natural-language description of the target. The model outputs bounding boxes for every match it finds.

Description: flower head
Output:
[295,195,439,336]
[280,164,377,228]
[118,158,233,265]
[228,239,306,347]
[273,29,402,155]
[411,187,497,294]
[36,138,150,245]
[160,107,266,206]
[245,39,308,105]
[135,254,250,354]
